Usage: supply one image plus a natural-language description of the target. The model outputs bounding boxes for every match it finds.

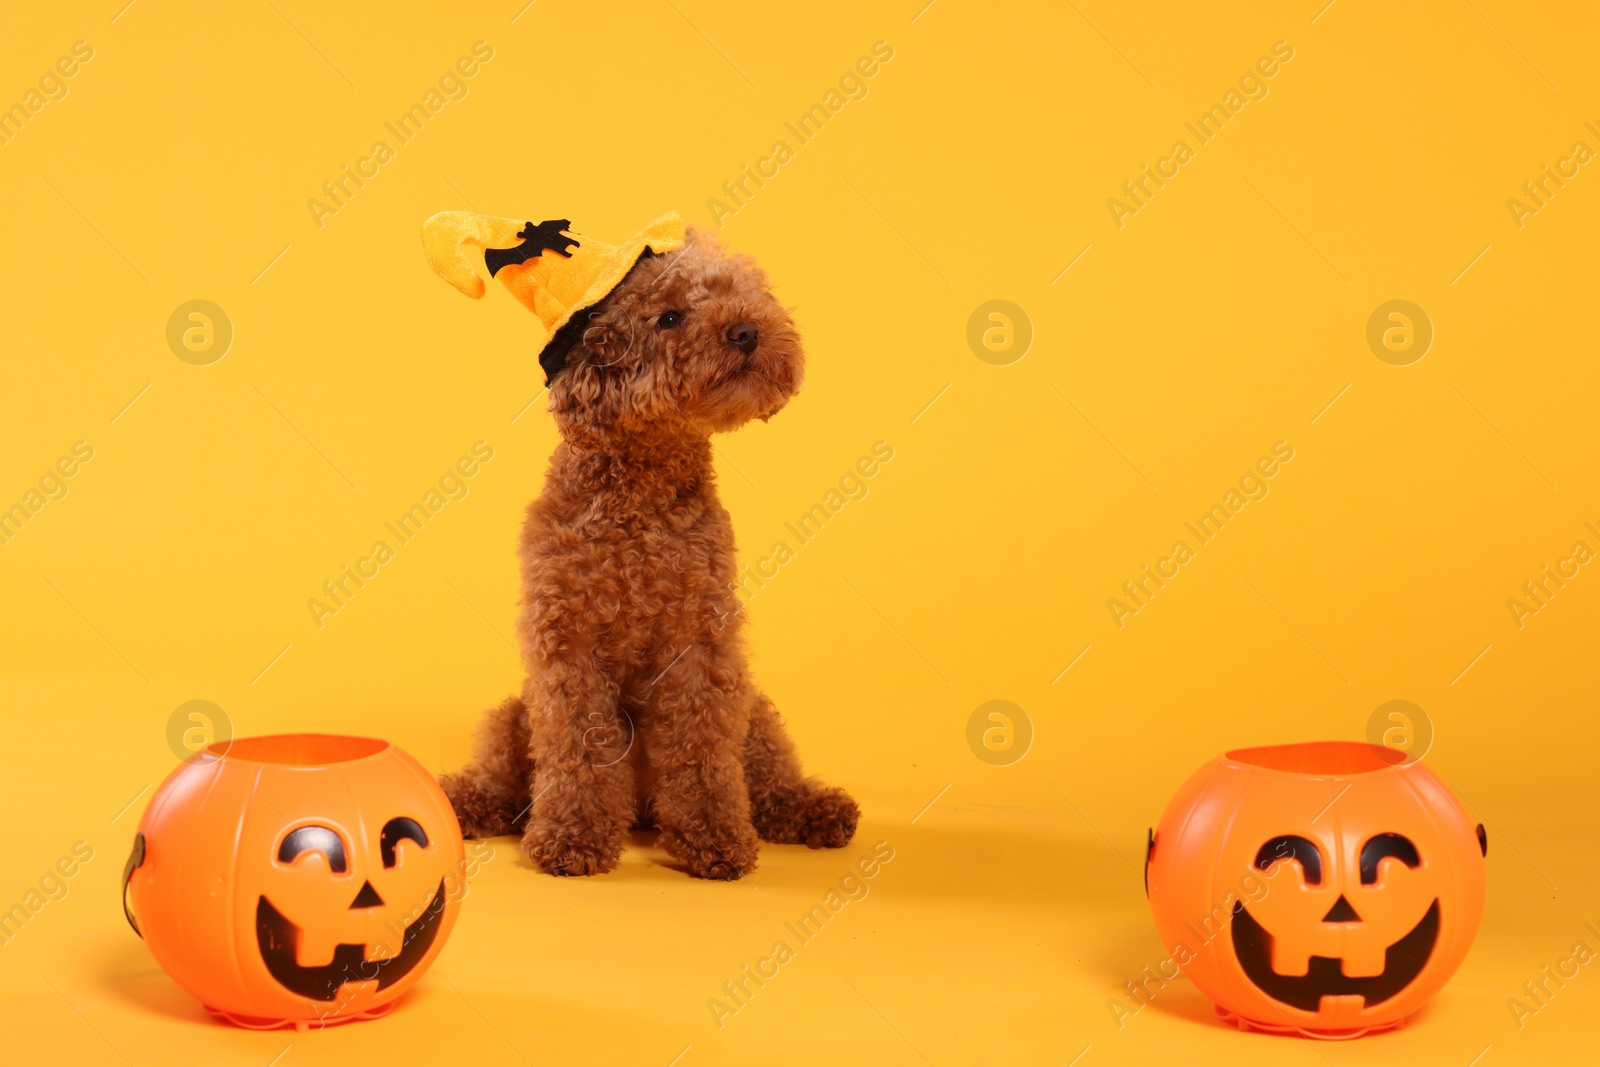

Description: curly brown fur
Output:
[441,229,858,879]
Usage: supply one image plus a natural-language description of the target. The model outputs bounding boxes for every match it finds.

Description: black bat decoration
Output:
[484,219,580,277]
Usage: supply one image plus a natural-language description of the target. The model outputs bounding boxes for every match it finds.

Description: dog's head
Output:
[540,229,803,437]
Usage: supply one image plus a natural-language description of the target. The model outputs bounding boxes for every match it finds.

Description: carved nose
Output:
[349,881,384,909]
[1321,895,1361,923]
[726,323,759,356]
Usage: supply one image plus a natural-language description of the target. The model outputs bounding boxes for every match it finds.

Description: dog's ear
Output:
[540,312,592,387]
[539,250,665,387]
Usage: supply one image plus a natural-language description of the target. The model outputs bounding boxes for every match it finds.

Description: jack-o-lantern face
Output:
[1147,742,1486,1037]
[1231,831,1439,1012]
[126,735,465,1028]
[256,816,446,1001]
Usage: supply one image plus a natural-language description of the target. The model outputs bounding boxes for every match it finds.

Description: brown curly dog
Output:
[440,229,858,879]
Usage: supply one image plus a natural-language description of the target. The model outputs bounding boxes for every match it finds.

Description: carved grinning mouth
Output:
[1231,898,1440,1011]
[255,879,446,1001]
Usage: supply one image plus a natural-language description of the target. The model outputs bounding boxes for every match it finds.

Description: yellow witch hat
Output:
[421,210,687,381]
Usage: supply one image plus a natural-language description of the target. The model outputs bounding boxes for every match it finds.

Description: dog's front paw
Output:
[439,773,519,839]
[661,826,759,880]
[523,830,619,877]
[753,786,859,849]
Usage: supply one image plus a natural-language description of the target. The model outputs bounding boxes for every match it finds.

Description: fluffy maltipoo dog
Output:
[424,212,858,879]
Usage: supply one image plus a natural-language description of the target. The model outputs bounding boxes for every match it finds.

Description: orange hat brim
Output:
[538,212,687,346]
[421,210,688,352]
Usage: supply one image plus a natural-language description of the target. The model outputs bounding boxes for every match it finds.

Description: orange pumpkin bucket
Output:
[1145,741,1486,1038]
[123,734,465,1030]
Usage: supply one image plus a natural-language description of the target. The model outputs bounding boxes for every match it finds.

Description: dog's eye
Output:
[656,310,684,330]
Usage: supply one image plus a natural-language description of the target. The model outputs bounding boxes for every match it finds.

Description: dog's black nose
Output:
[726,323,759,356]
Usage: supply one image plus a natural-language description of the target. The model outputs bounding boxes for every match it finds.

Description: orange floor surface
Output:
[3,1,1598,1064]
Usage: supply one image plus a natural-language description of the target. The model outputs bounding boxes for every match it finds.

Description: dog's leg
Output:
[643,648,760,880]
[522,665,636,876]
[744,692,859,848]
[439,694,534,838]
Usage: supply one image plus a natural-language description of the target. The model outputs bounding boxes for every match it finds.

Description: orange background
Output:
[0,1,1596,1063]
